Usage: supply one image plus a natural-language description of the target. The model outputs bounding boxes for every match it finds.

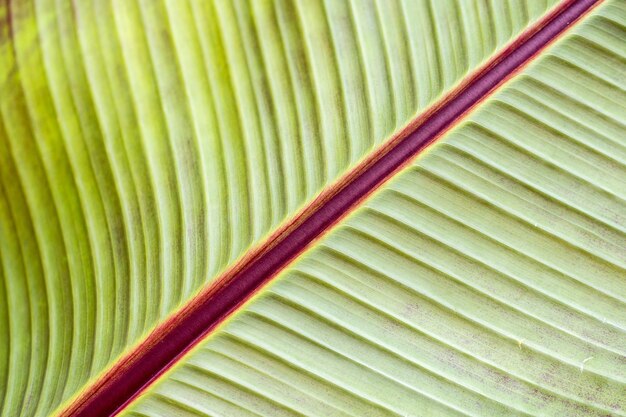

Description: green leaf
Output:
[123,2,626,416]
[3,0,624,416]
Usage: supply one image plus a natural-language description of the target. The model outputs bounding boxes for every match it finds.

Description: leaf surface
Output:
[1,0,622,416]
[123,2,626,416]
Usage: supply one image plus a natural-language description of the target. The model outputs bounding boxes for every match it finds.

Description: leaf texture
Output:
[0,0,564,415]
[123,2,626,416]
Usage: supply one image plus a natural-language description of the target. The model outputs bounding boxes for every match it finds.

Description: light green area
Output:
[0,0,563,415]
[125,2,626,416]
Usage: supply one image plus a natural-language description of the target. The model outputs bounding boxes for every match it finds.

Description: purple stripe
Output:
[71,0,599,415]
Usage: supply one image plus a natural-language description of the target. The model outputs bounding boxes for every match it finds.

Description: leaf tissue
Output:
[1,0,625,416]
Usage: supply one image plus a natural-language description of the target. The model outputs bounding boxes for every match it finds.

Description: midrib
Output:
[58,0,602,415]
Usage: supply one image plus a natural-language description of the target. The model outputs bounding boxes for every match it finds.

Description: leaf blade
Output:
[124,2,626,416]
[7,0,613,416]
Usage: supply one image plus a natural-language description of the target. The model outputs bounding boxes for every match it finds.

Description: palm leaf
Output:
[2,0,624,416]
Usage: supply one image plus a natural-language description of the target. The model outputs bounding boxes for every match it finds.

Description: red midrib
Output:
[59,0,601,415]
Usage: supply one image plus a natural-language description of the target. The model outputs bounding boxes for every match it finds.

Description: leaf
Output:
[1,0,621,416]
[123,2,626,416]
